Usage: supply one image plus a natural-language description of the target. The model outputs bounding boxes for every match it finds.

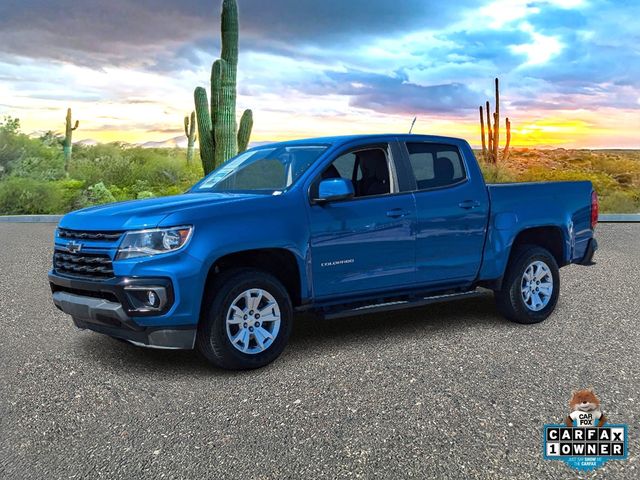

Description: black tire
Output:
[494,245,560,324]
[196,268,293,370]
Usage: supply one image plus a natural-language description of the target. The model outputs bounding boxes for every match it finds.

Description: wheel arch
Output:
[509,226,565,268]
[480,225,566,291]
[201,248,303,318]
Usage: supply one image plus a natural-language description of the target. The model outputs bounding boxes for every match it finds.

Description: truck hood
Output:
[59,192,261,231]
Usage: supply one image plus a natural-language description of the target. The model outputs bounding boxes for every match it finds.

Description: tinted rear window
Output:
[406,143,466,190]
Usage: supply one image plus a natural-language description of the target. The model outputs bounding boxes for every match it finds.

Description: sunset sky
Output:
[0,0,638,148]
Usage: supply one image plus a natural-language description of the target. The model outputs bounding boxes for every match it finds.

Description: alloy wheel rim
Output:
[520,260,553,312]
[226,288,281,354]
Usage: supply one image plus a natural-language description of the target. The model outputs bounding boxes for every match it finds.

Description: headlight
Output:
[116,226,192,260]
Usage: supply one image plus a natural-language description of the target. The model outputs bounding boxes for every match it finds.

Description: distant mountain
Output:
[140,135,187,149]
[76,138,99,146]
[35,135,276,149]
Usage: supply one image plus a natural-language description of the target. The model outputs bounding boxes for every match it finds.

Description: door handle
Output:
[458,200,481,210]
[386,208,410,218]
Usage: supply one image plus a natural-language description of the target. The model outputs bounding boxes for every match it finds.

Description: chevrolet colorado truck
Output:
[49,134,598,369]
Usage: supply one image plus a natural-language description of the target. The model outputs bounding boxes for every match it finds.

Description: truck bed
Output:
[479,180,595,280]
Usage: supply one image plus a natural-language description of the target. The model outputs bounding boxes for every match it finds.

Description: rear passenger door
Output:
[404,141,489,286]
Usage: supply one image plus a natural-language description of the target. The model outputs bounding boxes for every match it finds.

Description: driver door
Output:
[307,142,416,300]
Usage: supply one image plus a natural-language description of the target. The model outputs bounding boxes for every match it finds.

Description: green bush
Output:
[516,167,618,195]
[137,191,155,199]
[9,153,66,181]
[479,162,516,183]
[599,190,640,214]
[0,177,63,214]
[85,182,116,205]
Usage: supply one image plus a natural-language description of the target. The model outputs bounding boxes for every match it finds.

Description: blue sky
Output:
[0,0,638,147]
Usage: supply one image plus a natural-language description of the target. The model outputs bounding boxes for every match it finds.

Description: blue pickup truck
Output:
[49,134,598,369]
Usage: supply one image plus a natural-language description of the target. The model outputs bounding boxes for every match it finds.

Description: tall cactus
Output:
[184,111,197,164]
[63,108,79,165]
[194,0,253,175]
[479,78,511,164]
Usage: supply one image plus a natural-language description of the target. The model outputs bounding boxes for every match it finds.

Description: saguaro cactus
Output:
[63,108,79,164]
[184,111,197,164]
[194,0,253,175]
[479,78,511,164]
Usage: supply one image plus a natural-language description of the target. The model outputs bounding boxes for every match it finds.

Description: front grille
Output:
[58,228,123,242]
[50,284,120,303]
[53,250,114,278]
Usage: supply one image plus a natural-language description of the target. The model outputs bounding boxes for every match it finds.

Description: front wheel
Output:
[494,245,560,324]
[196,268,293,370]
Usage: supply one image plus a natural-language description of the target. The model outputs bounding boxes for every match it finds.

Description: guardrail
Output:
[1,214,640,223]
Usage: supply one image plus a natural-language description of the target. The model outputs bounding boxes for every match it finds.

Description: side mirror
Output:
[314,178,354,204]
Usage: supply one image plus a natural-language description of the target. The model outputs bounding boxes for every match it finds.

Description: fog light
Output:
[147,290,158,307]
[124,286,168,312]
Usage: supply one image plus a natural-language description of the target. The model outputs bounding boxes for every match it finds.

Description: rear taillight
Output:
[591,190,599,229]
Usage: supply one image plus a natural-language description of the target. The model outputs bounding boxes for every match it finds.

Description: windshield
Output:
[192,145,329,193]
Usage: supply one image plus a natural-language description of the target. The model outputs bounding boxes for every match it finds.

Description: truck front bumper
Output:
[49,271,196,349]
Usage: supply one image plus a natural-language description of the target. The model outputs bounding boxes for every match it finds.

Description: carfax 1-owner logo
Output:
[543,388,629,471]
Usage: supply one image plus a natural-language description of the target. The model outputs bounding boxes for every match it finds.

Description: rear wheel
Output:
[494,245,560,324]
[196,268,292,370]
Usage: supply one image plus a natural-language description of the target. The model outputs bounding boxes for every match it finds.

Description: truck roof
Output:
[257,134,468,149]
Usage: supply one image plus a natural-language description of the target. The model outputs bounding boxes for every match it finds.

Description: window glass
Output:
[332,152,358,180]
[318,147,390,198]
[406,143,466,190]
[193,145,328,193]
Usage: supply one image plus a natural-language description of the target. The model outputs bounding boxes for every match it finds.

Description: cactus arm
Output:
[194,86,216,174]
[72,120,79,131]
[189,111,197,142]
[184,115,190,138]
[479,105,487,162]
[237,109,253,153]
[493,78,500,164]
[211,59,225,129]
[485,101,493,160]
[503,117,511,161]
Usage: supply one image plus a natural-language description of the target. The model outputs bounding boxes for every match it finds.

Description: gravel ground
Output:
[1,223,638,479]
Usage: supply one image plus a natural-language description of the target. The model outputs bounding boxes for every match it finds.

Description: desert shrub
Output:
[0,117,66,180]
[0,177,62,214]
[599,190,640,213]
[9,152,66,181]
[85,182,116,205]
[587,155,640,187]
[58,179,86,211]
[517,167,618,194]
[68,144,134,186]
[479,162,517,183]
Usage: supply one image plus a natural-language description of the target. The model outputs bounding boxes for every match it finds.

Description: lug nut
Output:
[249,326,254,332]
[255,322,260,327]
[243,323,247,328]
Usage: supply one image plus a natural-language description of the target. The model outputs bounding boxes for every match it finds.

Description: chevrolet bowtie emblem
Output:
[66,240,82,254]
